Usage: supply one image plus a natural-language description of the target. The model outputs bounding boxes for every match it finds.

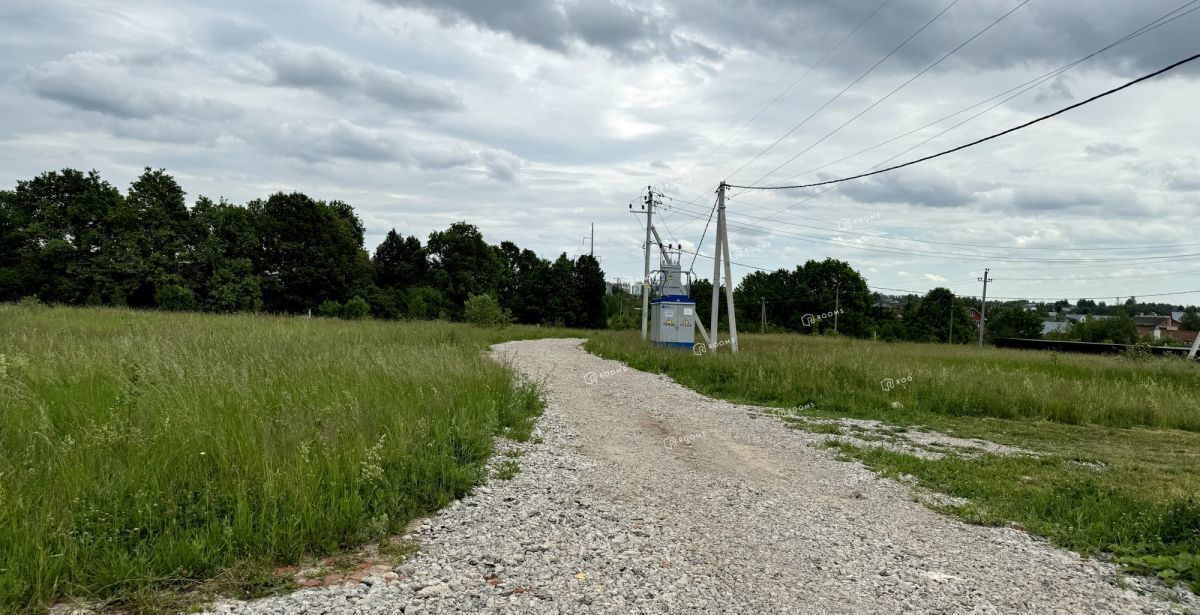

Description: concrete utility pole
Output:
[1189,331,1200,360]
[834,284,840,334]
[709,185,723,349]
[708,182,739,353]
[978,268,992,347]
[641,187,653,340]
[948,297,954,344]
[590,223,594,257]
[761,297,766,333]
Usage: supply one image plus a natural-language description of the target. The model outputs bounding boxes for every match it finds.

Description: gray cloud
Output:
[247,119,524,183]
[254,120,403,162]
[1009,184,1143,214]
[24,51,240,123]
[254,41,464,111]
[840,169,974,208]
[372,0,720,62]
[1168,174,1200,191]
[374,0,1200,79]
[1085,141,1138,157]
[479,149,523,182]
[25,51,177,119]
[379,0,571,51]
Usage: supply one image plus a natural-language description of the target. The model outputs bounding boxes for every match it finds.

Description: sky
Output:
[2,0,1199,306]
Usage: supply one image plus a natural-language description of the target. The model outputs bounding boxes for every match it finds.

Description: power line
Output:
[728,51,1200,191]
[761,0,1200,194]
[667,192,1200,254]
[724,0,963,183]
[661,201,1200,263]
[670,0,897,190]
[687,195,719,273]
[673,247,1200,301]
[735,0,1032,193]
[620,0,896,241]
[728,0,1200,229]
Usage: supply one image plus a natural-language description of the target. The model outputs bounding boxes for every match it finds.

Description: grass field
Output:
[0,304,572,613]
[586,331,1200,592]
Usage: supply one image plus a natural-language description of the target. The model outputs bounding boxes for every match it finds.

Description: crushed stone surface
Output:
[201,338,1197,614]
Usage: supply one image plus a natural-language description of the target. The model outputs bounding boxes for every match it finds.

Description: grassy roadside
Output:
[585,331,1200,593]
[0,304,576,613]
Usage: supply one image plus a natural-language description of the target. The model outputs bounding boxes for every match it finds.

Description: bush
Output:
[316,300,342,318]
[464,294,512,327]
[342,296,370,320]
[607,312,640,330]
[155,285,195,311]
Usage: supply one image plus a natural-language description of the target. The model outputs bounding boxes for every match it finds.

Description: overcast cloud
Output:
[2,0,1199,305]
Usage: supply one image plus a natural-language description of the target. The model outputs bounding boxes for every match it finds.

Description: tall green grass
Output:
[0,304,567,612]
[587,332,1200,430]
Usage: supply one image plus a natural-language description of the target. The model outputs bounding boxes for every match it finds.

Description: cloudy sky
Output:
[3,0,1199,305]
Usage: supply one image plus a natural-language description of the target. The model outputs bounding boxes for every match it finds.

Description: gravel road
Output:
[205,338,1195,614]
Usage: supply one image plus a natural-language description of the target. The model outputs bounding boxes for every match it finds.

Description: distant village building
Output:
[1134,313,1184,340]
[1042,321,1069,336]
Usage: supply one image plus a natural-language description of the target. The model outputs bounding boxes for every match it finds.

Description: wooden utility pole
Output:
[761,297,766,333]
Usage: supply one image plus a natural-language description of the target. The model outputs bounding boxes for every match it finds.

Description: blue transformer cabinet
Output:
[649,262,696,349]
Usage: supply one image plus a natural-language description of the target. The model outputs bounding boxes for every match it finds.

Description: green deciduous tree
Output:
[425,222,500,318]
[373,229,427,291]
[906,288,975,344]
[1069,314,1140,344]
[1182,307,1200,332]
[986,306,1044,342]
[254,192,371,313]
[107,168,196,307]
[464,293,512,326]
[1,169,123,304]
[573,255,606,329]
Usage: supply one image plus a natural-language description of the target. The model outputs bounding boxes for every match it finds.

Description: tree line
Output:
[0,168,606,327]
[606,258,1050,344]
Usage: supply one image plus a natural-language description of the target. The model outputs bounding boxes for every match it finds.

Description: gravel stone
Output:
[200,338,1197,614]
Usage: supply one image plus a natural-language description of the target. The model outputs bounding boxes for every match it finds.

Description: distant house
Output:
[872,297,903,318]
[1042,320,1069,336]
[1172,311,1186,323]
[1063,313,1112,324]
[1134,313,1183,339]
[1161,329,1198,344]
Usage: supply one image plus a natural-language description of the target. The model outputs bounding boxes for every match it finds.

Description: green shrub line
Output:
[0,304,573,612]
[585,331,1200,593]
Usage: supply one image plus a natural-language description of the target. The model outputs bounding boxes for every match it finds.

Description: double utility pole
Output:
[708,182,739,353]
[978,268,992,347]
